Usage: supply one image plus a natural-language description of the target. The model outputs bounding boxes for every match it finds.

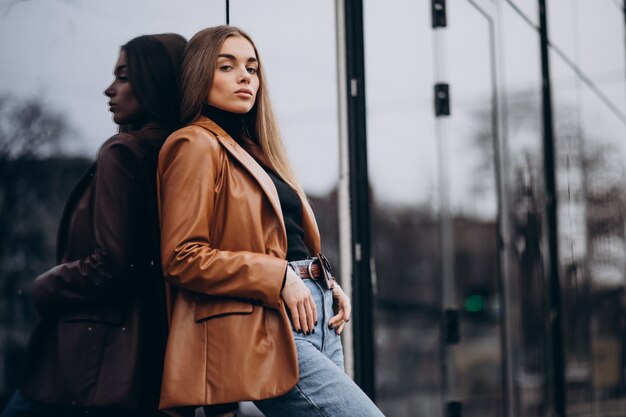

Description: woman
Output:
[1,33,186,417]
[158,26,384,417]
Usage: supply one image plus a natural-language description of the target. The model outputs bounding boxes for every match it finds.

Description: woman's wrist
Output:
[281,266,288,291]
[282,268,303,293]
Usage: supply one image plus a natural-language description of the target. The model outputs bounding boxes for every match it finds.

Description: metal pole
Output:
[335,0,355,379]
[623,0,626,104]
[432,2,461,415]
[537,1,567,416]
[225,0,230,24]
[623,1,626,91]
[344,0,376,400]
[492,1,517,415]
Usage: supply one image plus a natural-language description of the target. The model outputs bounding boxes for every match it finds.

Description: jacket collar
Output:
[191,115,321,254]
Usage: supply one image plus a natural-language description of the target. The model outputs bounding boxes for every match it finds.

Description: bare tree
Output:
[0,93,80,404]
[0,94,70,262]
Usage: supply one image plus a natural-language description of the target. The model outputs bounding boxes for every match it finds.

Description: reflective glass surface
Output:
[548,0,626,415]
[500,2,548,414]
[363,0,441,414]
[0,2,340,412]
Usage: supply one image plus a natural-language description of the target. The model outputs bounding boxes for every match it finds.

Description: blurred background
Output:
[1,0,625,416]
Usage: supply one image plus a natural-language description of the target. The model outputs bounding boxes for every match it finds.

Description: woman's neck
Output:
[118,118,159,134]
[201,104,246,142]
[201,104,271,168]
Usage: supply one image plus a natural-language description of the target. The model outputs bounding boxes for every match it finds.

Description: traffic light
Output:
[464,294,486,313]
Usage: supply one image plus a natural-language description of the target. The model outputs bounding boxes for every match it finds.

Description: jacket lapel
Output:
[194,117,287,239]
[56,162,96,262]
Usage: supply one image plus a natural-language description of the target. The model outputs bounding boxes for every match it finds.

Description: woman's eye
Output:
[219,65,234,71]
[247,67,258,74]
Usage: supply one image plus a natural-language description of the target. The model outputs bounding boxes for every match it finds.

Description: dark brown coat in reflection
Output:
[20,124,168,411]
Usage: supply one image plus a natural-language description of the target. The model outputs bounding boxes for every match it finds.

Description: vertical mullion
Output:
[344,0,376,401]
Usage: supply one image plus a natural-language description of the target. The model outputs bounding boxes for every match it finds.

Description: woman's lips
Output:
[235,89,253,97]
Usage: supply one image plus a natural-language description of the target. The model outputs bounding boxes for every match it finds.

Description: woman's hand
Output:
[281,268,317,335]
[328,282,351,335]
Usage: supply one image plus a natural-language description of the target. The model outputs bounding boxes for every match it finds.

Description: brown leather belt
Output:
[288,253,335,289]
[288,258,323,279]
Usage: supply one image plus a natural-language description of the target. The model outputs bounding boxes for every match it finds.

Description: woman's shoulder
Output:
[161,124,222,156]
[97,133,137,157]
[100,125,170,155]
[91,136,143,182]
[97,132,149,161]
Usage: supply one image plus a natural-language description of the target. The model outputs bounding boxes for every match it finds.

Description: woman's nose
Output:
[104,83,115,97]
[238,69,251,84]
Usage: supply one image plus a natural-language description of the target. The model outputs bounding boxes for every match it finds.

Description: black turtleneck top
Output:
[201,104,310,262]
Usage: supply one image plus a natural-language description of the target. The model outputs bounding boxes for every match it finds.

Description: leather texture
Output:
[157,116,321,410]
[20,125,170,411]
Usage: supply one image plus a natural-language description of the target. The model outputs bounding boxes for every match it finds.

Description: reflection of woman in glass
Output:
[157,26,384,417]
[1,33,186,417]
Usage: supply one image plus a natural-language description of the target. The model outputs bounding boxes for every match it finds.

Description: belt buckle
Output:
[316,252,335,289]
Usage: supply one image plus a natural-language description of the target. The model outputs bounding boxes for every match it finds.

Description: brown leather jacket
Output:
[21,125,169,411]
[157,117,321,410]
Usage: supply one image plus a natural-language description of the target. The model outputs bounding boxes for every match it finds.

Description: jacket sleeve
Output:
[32,136,143,315]
[158,132,286,310]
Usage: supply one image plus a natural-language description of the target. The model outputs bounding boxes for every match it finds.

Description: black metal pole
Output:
[623,1,626,91]
[538,1,566,416]
[226,0,230,24]
[344,0,376,401]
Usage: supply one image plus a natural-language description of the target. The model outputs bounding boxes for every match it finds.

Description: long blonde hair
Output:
[180,26,304,196]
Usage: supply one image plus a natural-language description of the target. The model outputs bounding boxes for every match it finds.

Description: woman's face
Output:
[207,36,260,114]
[104,50,144,126]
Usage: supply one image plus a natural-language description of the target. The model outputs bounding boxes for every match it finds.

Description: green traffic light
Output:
[464,294,486,312]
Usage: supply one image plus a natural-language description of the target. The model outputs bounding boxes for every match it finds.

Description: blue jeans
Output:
[252,278,385,417]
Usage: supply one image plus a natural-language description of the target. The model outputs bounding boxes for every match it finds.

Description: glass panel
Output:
[0,2,340,412]
[501,2,549,416]
[503,0,539,27]
[547,1,626,415]
[446,2,502,415]
[365,0,502,415]
[0,1,220,406]
[0,0,222,155]
[363,0,441,415]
